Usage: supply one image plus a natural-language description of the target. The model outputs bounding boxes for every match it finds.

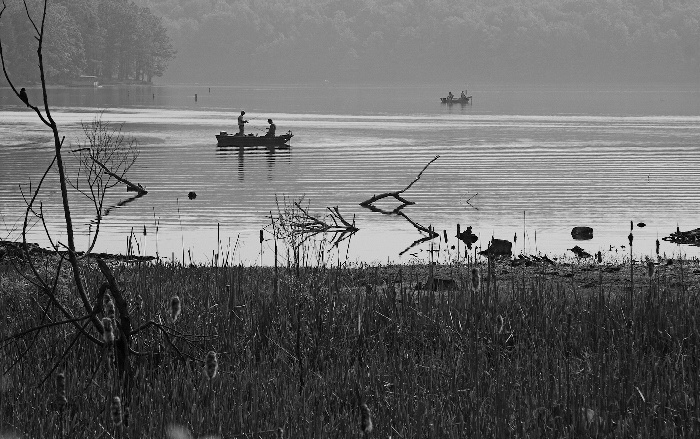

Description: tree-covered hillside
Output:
[0,0,174,84]
[136,0,699,84]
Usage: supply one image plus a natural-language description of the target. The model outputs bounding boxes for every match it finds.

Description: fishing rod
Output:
[247,117,273,134]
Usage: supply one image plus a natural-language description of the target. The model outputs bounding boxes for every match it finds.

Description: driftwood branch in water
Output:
[398,212,439,256]
[91,156,147,195]
[274,200,359,248]
[360,155,439,211]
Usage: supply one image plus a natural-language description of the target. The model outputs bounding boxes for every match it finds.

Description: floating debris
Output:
[663,227,700,246]
[456,225,478,249]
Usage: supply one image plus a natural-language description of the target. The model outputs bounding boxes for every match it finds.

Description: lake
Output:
[1,83,699,265]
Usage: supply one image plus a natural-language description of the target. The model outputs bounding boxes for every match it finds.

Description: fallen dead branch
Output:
[273,197,359,249]
[359,155,439,213]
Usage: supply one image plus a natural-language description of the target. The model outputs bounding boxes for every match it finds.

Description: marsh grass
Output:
[1,254,699,438]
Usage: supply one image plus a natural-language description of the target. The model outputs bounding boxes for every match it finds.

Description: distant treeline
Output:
[0,0,174,84]
[135,0,698,84]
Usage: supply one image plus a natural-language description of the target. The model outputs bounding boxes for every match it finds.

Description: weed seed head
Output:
[360,403,373,434]
[110,396,122,426]
[205,351,218,379]
[647,260,655,278]
[105,297,115,320]
[496,315,504,334]
[171,295,181,323]
[55,372,67,411]
[470,268,480,291]
[135,294,144,311]
[102,317,114,345]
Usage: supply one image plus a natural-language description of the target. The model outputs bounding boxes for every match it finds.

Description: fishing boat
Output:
[216,131,293,147]
[440,96,472,104]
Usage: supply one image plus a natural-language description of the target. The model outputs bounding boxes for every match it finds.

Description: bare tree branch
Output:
[360,155,439,211]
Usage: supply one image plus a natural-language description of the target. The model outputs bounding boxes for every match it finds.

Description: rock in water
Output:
[571,226,593,240]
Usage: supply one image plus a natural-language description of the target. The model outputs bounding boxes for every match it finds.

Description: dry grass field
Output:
[1,252,699,438]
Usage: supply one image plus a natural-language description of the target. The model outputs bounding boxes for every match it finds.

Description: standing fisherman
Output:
[265,119,276,137]
[237,111,248,135]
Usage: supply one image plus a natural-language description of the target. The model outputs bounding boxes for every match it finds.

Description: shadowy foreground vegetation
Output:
[1,254,699,438]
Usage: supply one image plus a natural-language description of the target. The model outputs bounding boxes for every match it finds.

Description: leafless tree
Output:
[0,0,148,395]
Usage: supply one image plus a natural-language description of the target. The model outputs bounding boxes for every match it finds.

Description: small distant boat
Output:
[216,131,293,147]
[441,96,472,104]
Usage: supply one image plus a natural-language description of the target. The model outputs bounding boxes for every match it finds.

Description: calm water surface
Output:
[1,84,699,264]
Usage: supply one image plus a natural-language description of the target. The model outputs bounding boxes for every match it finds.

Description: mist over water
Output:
[1,84,699,264]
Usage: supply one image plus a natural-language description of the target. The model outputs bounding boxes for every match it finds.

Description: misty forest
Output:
[1,0,699,84]
[0,0,174,84]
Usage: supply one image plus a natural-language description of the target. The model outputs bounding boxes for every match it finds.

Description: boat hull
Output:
[440,96,472,104]
[216,132,293,147]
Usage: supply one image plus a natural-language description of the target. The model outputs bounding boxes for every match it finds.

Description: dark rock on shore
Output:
[480,238,512,257]
[569,245,592,258]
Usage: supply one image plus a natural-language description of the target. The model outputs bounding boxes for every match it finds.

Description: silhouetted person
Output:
[19,88,29,106]
[237,111,248,135]
[265,119,276,137]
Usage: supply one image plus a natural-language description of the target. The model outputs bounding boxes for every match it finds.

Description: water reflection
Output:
[102,192,147,218]
[216,144,290,182]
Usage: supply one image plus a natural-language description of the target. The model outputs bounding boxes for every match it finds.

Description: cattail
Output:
[171,295,181,323]
[496,314,504,334]
[55,372,67,411]
[134,294,144,312]
[205,351,218,379]
[102,317,114,345]
[110,396,122,426]
[628,232,633,246]
[470,267,481,291]
[596,251,602,264]
[104,297,115,320]
[123,407,130,428]
[360,403,373,435]
[276,427,284,439]
[655,239,660,257]
[647,260,656,278]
